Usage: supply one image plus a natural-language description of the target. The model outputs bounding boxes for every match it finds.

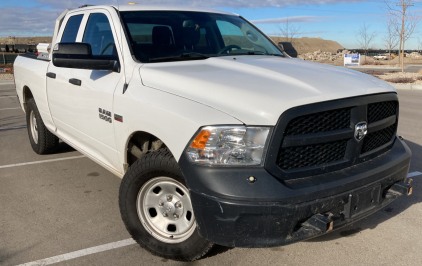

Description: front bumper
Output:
[179,137,412,248]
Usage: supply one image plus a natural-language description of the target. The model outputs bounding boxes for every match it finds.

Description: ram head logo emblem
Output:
[355,122,368,141]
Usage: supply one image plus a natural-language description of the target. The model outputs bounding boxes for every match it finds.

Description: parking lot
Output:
[1,80,422,266]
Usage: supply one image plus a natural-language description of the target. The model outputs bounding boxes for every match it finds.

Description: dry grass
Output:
[361,60,385,66]
[384,77,415,83]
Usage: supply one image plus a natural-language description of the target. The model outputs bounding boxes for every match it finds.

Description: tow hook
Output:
[303,213,334,233]
[386,178,413,198]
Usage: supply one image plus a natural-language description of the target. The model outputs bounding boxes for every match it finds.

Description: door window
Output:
[83,13,117,56]
[61,15,84,42]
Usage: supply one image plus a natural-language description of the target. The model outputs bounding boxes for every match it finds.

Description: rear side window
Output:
[83,13,117,56]
[61,15,84,42]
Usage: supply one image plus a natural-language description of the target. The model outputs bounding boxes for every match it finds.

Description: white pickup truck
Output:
[14,4,413,261]
[374,54,388,60]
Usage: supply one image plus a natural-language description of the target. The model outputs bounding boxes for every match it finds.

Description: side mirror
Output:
[278,42,298,58]
[52,43,120,72]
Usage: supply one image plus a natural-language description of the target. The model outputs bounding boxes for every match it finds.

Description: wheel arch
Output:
[22,85,34,111]
[124,130,170,170]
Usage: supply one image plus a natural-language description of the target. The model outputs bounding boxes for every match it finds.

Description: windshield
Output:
[120,11,284,63]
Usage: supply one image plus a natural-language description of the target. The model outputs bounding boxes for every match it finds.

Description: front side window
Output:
[120,11,283,63]
[83,13,117,56]
[61,15,84,42]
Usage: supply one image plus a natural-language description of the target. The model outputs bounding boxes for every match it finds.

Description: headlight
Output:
[185,126,271,166]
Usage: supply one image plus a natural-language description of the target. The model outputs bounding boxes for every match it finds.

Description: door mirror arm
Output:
[112,60,120,73]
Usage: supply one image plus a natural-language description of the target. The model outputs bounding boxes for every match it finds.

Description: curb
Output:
[0,80,14,85]
[392,84,422,90]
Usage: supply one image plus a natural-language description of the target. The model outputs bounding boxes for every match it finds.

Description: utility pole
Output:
[397,1,414,72]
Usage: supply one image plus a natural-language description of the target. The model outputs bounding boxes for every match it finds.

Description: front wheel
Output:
[119,148,213,261]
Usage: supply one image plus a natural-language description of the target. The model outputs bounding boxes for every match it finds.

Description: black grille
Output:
[285,108,351,136]
[362,124,396,154]
[278,140,347,170]
[368,101,397,123]
[270,94,399,179]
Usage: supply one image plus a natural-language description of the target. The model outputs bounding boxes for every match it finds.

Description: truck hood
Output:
[139,56,395,125]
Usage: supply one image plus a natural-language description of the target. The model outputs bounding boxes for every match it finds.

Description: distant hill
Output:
[269,37,344,54]
[0,36,344,55]
[0,36,52,45]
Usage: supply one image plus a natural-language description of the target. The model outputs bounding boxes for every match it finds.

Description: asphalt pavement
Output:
[1,81,422,266]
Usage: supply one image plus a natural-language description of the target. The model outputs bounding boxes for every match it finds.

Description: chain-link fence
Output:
[1,54,19,64]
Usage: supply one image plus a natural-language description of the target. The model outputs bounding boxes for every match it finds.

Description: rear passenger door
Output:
[47,10,123,171]
[47,13,84,130]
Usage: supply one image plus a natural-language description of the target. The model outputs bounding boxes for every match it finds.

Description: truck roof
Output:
[76,4,236,16]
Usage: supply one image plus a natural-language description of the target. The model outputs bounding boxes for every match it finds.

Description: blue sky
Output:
[1,0,422,49]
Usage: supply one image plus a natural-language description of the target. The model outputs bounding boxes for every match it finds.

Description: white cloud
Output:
[34,0,115,9]
[251,16,331,24]
[33,0,373,9]
[0,6,61,36]
[0,0,374,37]
[264,30,329,37]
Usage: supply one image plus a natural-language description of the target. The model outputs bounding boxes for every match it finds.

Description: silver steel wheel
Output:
[137,177,196,244]
[29,110,38,144]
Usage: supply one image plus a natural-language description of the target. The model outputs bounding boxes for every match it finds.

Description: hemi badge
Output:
[114,114,123,122]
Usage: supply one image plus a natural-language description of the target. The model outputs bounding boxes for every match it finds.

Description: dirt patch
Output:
[269,36,344,54]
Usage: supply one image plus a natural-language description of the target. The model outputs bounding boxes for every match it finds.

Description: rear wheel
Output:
[26,98,59,154]
[119,148,213,261]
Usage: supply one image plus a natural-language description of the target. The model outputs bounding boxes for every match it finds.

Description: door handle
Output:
[46,72,56,79]
[69,78,81,86]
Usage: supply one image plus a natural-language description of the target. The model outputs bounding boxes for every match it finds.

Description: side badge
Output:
[99,108,112,123]
[114,114,123,123]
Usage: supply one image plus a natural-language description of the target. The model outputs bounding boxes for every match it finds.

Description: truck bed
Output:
[14,54,51,121]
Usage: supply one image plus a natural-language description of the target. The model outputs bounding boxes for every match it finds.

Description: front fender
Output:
[113,78,243,173]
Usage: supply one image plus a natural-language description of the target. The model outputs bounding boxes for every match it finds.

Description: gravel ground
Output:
[0,74,14,80]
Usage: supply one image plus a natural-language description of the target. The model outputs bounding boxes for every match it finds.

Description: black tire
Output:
[119,148,213,261]
[26,98,59,154]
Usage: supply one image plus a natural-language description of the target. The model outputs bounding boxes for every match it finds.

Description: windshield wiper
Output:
[149,52,210,63]
[246,51,284,57]
[247,51,266,55]
[268,54,284,57]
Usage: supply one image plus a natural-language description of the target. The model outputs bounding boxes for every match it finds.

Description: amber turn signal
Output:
[190,130,211,149]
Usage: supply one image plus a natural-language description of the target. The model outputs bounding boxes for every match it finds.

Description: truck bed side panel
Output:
[14,55,56,131]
